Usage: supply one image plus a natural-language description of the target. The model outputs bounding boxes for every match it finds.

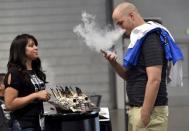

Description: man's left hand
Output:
[141,108,151,127]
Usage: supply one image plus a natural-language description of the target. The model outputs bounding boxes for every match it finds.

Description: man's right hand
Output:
[100,49,128,80]
[100,49,117,65]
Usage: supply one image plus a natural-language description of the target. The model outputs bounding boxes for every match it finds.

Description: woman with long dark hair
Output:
[4,34,51,131]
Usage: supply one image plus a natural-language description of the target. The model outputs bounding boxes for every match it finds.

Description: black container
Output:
[44,111,100,131]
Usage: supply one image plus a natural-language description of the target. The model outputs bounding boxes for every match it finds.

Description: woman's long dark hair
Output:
[6,34,46,85]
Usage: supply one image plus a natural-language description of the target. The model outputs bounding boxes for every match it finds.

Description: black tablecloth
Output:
[44,111,100,131]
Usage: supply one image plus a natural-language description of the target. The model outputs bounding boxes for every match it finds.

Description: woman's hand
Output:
[35,90,51,101]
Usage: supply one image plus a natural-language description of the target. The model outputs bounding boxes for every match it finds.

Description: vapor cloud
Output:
[73,12,125,52]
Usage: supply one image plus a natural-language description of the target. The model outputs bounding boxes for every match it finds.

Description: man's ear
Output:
[128,12,135,20]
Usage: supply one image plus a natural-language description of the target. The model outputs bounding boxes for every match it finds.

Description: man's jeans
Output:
[128,106,168,131]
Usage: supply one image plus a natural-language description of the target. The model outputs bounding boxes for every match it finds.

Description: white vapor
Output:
[73,12,125,52]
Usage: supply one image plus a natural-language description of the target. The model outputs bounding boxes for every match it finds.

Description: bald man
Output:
[102,2,168,131]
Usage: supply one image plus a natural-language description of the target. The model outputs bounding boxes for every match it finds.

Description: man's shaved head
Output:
[112,2,144,36]
[112,2,138,21]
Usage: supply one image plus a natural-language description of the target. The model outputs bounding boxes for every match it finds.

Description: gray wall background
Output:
[0,0,116,108]
[130,0,189,41]
[0,0,188,130]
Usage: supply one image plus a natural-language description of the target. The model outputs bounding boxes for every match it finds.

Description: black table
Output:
[44,111,100,131]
